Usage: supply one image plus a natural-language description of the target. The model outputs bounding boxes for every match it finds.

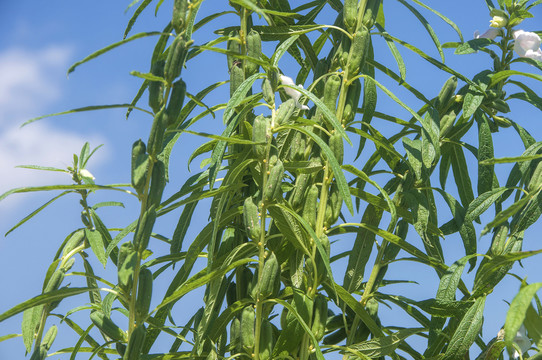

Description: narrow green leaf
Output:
[15,165,69,173]
[349,328,426,357]
[479,154,542,165]
[482,193,535,235]
[465,187,507,222]
[490,70,542,87]
[505,283,542,354]
[0,334,21,343]
[123,0,152,38]
[375,23,407,80]
[85,228,107,267]
[334,284,383,336]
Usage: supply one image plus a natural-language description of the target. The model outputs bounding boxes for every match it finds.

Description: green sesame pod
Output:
[439,109,457,138]
[323,74,341,113]
[44,268,66,293]
[313,59,329,98]
[331,34,351,71]
[227,31,240,70]
[262,78,275,105]
[362,0,382,29]
[123,324,146,360]
[136,268,153,322]
[323,327,347,345]
[343,0,358,32]
[131,139,148,195]
[243,197,261,240]
[258,319,274,360]
[29,347,47,360]
[238,266,254,300]
[490,99,511,113]
[230,63,245,97]
[148,160,166,208]
[325,182,342,227]
[347,26,370,77]
[166,79,186,127]
[245,29,261,78]
[90,311,127,342]
[434,76,457,112]
[147,108,167,156]
[311,294,328,341]
[290,173,310,209]
[230,317,241,354]
[275,98,296,125]
[240,306,255,353]
[116,343,127,357]
[226,281,237,307]
[315,234,331,283]
[288,131,305,162]
[528,161,542,192]
[264,159,284,203]
[259,252,280,299]
[62,229,85,257]
[172,0,188,33]
[302,184,319,229]
[252,115,270,161]
[133,205,157,252]
[118,242,137,291]
[343,78,361,124]
[329,130,344,165]
[164,35,188,83]
[42,325,58,350]
[148,60,165,113]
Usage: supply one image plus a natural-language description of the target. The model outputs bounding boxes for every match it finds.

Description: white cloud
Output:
[0,46,107,210]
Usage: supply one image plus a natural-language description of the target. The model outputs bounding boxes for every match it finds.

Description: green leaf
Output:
[15,165,69,173]
[450,142,475,208]
[123,0,152,39]
[463,70,491,119]
[479,154,542,165]
[271,34,300,68]
[436,255,478,302]
[505,283,542,354]
[22,305,43,352]
[85,228,107,268]
[482,193,535,235]
[334,284,383,336]
[374,23,407,80]
[465,187,507,222]
[443,296,486,359]
[454,38,494,55]
[349,328,426,357]
[490,70,542,87]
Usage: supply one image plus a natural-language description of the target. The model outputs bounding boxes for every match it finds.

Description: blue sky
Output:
[0,0,541,359]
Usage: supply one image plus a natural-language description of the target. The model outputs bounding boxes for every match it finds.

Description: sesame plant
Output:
[2,0,542,359]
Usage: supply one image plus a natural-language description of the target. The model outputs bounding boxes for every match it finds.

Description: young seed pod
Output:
[252,115,270,161]
[490,99,511,113]
[133,205,157,252]
[148,160,166,208]
[116,343,127,357]
[165,35,190,84]
[275,99,296,125]
[227,31,241,71]
[245,29,261,78]
[347,26,370,77]
[230,63,245,97]
[302,184,319,229]
[264,159,284,203]
[343,0,358,32]
[290,173,310,209]
[136,268,153,321]
[230,317,241,353]
[343,78,361,124]
[259,252,280,299]
[118,242,137,291]
[434,76,457,112]
[313,59,329,98]
[172,0,189,33]
[315,234,331,283]
[131,140,148,195]
[240,306,255,353]
[311,294,328,341]
[148,60,165,113]
[44,267,66,293]
[90,311,127,342]
[331,34,351,71]
[226,282,237,307]
[166,79,186,127]
[262,78,275,105]
[325,182,342,227]
[323,74,341,113]
[42,325,58,350]
[362,0,382,29]
[259,320,274,360]
[62,229,85,257]
[243,197,261,240]
[439,109,457,138]
[147,108,167,156]
[238,266,254,300]
[123,324,146,360]
[329,130,344,165]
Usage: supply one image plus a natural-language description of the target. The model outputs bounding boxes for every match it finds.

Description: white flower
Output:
[513,30,542,61]
[79,169,95,181]
[512,325,531,359]
[279,74,310,111]
[474,28,501,40]
[490,15,507,28]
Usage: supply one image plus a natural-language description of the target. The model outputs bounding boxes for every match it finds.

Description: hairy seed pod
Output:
[165,35,189,83]
[230,63,245,97]
[226,281,237,307]
[62,229,85,257]
[323,327,347,345]
[147,108,167,156]
[262,78,275,105]
[490,99,510,113]
[362,0,382,29]
[230,317,241,353]
[343,78,361,124]
[172,0,189,33]
[439,109,457,138]
[166,79,186,127]
[313,59,329,98]
[275,99,296,125]
[136,268,153,321]
[343,0,358,32]
[435,76,457,112]
[240,306,255,353]
[264,160,284,202]
[325,181,342,227]
[243,197,261,240]
[238,266,254,300]
[118,242,137,291]
[90,311,127,342]
[44,268,66,293]
[259,252,280,299]
[227,31,240,71]
[311,294,328,341]
[333,34,351,71]
[148,60,165,113]
[116,343,127,357]
[252,115,270,160]
[42,325,58,350]
[259,319,274,360]
[245,29,261,78]
[290,173,309,209]
[133,205,157,252]
[315,234,331,283]
[329,130,344,165]
[323,74,341,113]
[123,324,146,360]
[347,26,370,77]
[131,139,148,195]
[148,160,166,208]
[302,184,319,229]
